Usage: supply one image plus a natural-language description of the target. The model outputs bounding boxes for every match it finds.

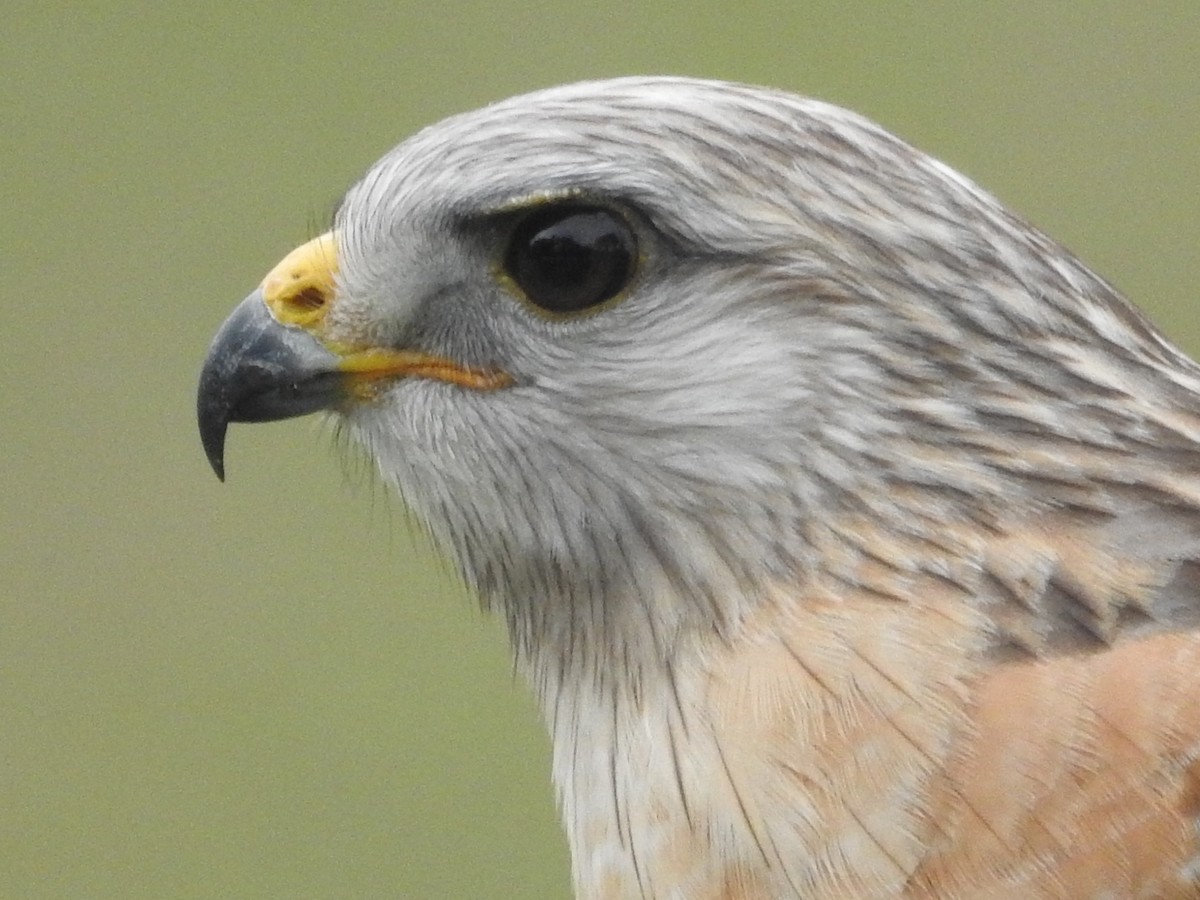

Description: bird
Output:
[197,77,1200,898]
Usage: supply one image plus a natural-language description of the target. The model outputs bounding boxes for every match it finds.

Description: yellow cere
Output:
[261,231,339,329]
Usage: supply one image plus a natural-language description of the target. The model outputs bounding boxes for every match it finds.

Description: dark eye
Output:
[503,205,637,313]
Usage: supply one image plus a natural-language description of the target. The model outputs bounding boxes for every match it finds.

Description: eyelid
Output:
[478,188,591,218]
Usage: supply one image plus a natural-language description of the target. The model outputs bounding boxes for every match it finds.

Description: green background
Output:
[4,3,1198,898]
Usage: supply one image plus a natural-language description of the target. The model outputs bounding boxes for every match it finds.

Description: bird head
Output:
[198,77,1184,686]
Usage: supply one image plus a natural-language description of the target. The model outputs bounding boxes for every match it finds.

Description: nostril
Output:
[289,286,327,312]
[267,284,330,328]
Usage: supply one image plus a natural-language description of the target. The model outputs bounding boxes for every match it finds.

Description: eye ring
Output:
[501,204,638,314]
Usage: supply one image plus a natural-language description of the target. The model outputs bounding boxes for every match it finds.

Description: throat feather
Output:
[525,579,984,900]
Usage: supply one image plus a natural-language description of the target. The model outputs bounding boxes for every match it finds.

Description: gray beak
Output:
[197,290,343,481]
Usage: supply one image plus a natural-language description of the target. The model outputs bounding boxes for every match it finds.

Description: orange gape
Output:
[911,632,1200,899]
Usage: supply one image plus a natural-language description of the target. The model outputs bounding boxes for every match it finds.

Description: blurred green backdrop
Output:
[3,3,1197,898]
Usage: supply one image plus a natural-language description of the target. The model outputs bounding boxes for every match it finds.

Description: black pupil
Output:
[505,206,636,313]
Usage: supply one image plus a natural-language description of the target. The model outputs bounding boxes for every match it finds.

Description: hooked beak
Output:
[196,286,344,481]
[197,232,512,481]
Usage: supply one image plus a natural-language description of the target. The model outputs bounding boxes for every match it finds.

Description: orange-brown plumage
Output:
[541,499,1200,899]
[912,631,1200,898]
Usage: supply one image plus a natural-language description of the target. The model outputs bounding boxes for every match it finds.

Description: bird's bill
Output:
[197,232,510,482]
[197,286,341,482]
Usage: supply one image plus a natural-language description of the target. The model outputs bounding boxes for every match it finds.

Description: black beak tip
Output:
[197,383,229,482]
[204,437,228,482]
